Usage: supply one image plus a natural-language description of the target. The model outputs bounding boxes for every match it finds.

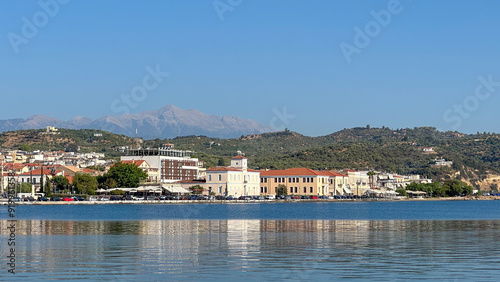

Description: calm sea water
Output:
[1,201,500,281]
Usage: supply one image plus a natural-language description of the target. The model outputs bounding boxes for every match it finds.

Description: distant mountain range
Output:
[0,105,273,139]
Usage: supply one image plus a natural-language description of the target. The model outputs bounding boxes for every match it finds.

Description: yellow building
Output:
[260,168,331,196]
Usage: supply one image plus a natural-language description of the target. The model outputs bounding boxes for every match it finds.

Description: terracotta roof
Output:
[58,166,81,172]
[177,179,206,184]
[207,167,242,172]
[121,160,148,167]
[261,168,326,177]
[328,170,347,177]
[19,169,53,176]
[231,156,247,159]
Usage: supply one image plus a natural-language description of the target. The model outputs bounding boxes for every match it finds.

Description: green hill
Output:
[2,126,500,190]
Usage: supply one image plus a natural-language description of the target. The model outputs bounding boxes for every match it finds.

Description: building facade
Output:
[260,168,331,196]
[121,145,202,184]
[205,156,260,197]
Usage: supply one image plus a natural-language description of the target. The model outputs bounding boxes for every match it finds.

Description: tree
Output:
[189,185,204,195]
[51,175,70,192]
[367,171,376,189]
[490,183,498,193]
[442,179,473,197]
[105,162,148,188]
[66,143,79,152]
[395,188,407,197]
[40,167,44,194]
[19,143,31,152]
[18,182,32,193]
[111,189,125,195]
[44,181,51,196]
[104,178,117,189]
[276,184,288,196]
[73,173,98,195]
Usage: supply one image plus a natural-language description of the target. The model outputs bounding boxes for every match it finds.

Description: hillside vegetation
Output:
[2,126,500,190]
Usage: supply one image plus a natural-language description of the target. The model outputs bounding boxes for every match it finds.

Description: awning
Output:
[162,185,191,194]
[407,190,426,195]
[136,186,161,192]
[343,187,352,194]
[335,187,343,195]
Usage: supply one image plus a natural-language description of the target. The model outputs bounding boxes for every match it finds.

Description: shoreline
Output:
[3,196,499,205]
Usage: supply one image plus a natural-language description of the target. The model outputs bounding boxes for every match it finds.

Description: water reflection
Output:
[1,220,499,280]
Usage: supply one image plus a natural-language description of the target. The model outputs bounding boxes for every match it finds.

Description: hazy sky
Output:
[2,0,500,136]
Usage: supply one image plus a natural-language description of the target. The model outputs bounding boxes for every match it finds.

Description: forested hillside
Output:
[2,126,500,189]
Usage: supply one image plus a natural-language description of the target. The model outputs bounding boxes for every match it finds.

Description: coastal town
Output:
[2,129,474,203]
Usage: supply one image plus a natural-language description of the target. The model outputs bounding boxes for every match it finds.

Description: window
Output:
[303,187,307,193]
[218,186,222,194]
[290,187,293,193]
[218,174,222,181]
[310,187,313,193]
[208,175,212,181]
[295,187,298,193]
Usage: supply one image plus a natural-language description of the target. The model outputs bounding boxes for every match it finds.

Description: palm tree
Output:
[367,171,376,189]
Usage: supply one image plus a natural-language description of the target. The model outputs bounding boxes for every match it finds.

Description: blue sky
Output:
[2,0,500,136]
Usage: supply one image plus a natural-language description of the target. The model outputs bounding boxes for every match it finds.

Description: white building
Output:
[205,156,260,197]
[121,145,202,183]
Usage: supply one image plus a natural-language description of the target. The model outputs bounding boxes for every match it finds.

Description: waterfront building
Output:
[121,160,160,183]
[327,171,350,195]
[259,168,331,196]
[205,156,260,196]
[339,169,370,196]
[121,144,202,184]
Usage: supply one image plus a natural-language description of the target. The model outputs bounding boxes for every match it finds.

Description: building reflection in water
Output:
[1,219,499,279]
